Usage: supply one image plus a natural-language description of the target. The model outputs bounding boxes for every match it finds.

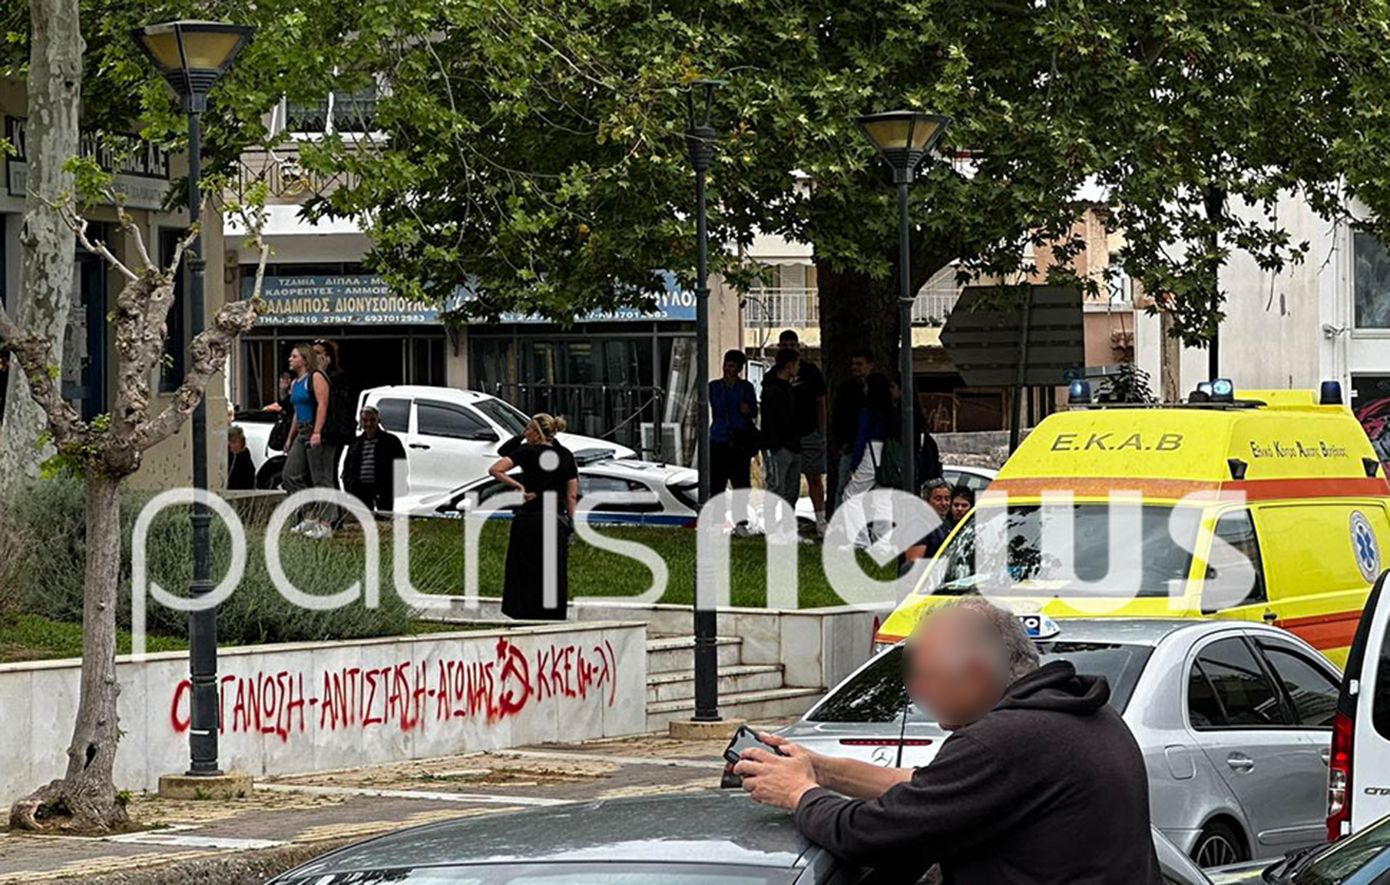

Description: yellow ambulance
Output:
[876,382,1390,666]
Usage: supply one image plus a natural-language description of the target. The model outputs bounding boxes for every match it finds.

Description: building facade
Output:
[225,97,742,463]
[1132,194,1390,460]
[0,79,230,490]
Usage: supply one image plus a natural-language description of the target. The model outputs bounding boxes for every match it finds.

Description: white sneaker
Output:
[732,524,753,538]
[290,520,311,535]
[303,522,333,540]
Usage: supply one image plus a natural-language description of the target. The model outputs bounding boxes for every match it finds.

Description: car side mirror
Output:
[468,430,500,443]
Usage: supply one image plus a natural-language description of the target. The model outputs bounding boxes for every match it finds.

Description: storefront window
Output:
[1354,231,1390,329]
[470,326,691,461]
[239,329,446,413]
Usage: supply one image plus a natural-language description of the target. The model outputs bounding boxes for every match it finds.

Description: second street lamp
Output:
[856,111,950,496]
[133,19,255,778]
[686,79,724,723]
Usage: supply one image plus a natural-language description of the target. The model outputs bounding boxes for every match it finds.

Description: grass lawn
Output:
[0,612,495,664]
[1,513,900,663]
[390,518,893,609]
[0,612,185,664]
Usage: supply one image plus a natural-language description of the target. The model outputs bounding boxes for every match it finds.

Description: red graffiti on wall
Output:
[168,637,619,741]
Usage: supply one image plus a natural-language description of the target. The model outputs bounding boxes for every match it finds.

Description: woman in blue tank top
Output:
[281,344,336,538]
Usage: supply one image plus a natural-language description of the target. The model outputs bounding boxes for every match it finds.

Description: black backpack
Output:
[306,371,357,445]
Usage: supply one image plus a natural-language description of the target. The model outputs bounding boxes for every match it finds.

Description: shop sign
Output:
[250,275,444,326]
[5,116,172,211]
[245,274,697,326]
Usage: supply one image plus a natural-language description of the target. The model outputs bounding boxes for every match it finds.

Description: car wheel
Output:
[256,457,286,490]
[1191,820,1247,868]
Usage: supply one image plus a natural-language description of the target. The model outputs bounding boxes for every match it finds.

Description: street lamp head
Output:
[857,110,951,185]
[133,21,255,113]
[685,79,727,173]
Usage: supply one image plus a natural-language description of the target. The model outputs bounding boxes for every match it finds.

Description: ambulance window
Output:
[1203,510,1266,612]
[1258,643,1339,727]
[1191,638,1290,728]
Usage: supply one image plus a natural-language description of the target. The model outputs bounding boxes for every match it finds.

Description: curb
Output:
[18,836,354,885]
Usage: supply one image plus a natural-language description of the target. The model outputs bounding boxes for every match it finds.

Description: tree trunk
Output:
[9,472,130,834]
[0,0,82,502]
[818,261,899,444]
[1160,303,1181,403]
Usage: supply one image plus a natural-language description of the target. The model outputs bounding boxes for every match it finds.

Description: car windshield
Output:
[806,641,1153,723]
[928,504,1202,599]
[475,397,531,437]
[1288,813,1390,885]
[277,864,799,884]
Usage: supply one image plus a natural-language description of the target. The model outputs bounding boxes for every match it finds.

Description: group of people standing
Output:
[228,339,407,539]
[710,330,948,539]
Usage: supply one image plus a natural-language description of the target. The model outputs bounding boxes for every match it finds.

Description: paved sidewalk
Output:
[0,728,775,884]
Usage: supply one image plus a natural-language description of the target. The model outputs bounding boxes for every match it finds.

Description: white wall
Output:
[0,622,647,805]
[1137,193,1331,395]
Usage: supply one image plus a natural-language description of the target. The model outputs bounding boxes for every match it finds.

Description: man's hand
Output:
[759,732,827,779]
[734,746,818,810]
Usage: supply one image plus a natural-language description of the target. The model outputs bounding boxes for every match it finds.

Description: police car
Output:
[395,453,701,526]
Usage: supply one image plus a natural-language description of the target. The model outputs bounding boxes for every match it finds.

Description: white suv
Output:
[357,385,635,497]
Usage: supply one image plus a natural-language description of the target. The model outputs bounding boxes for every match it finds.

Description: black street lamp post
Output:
[856,112,950,495]
[686,79,724,723]
[133,20,255,777]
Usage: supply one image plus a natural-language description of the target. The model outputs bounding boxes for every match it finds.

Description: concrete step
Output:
[645,687,824,733]
[645,664,785,704]
[646,636,743,674]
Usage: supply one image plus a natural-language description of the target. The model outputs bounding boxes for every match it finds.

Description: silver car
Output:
[779,618,1341,868]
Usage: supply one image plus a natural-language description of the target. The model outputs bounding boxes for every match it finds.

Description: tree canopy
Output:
[301,0,1388,356]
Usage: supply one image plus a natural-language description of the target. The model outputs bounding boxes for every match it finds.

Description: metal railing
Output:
[234,149,359,202]
[744,286,819,328]
[743,284,962,329]
[911,291,960,326]
[480,381,680,461]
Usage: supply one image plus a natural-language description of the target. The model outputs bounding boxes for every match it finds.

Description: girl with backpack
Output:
[282,343,338,539]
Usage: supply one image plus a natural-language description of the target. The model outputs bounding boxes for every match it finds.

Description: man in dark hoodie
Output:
[735,598,1162,884]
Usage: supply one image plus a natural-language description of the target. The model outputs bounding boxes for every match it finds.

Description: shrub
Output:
[3,477,413,646]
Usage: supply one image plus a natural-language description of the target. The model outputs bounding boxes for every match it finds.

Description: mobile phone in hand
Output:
[723,725,787,765]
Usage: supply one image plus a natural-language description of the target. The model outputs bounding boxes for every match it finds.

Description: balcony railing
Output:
[743,284,962,329]
[744,286,819,328]
[234,149,359,202]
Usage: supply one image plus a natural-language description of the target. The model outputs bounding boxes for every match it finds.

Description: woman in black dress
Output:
[488,413,579,619]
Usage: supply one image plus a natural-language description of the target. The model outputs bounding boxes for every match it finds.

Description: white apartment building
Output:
[1133,195,1390,456]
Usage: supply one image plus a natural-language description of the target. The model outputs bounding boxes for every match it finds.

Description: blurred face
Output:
[779,335,799,352]
[288,348,306,374]
[951,495,972,523]
[850,357,872,379]
[904,608,1007,730]
[313,343,331,368]
[927,485,951,519]
[784,357,800,379]
[360,410,380,435]
[278,374,292,395]
[723,359,742,379]
[228,434,245,454]
[524,421,543,444]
